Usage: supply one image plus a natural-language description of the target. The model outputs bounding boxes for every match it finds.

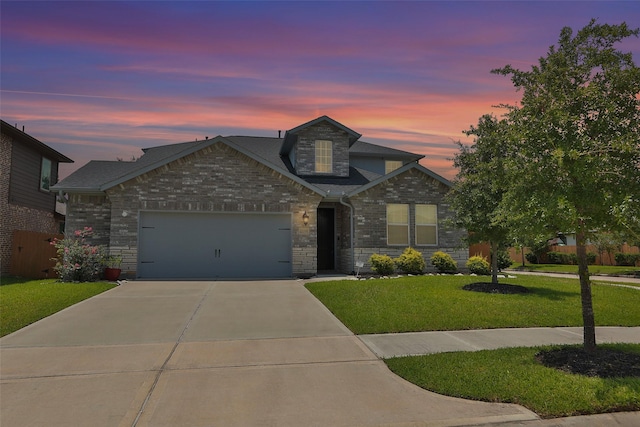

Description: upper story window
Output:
[416,204,438,245]
[387,204,409,245]
[40,157,52,192]
[315,140,332,173]
[385,160,403,174]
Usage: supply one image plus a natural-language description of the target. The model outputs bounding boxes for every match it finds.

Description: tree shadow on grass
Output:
[462,282,576,301]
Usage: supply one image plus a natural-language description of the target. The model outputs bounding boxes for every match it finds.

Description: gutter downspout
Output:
[339,194,355,274]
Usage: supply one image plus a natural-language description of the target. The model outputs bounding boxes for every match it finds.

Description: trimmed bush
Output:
[430,251,457,273]
[395,247,425,274]
[525,252,538,264]
[496,250,512,270]
[615,253,640,266]
[466,256,490,275]
[369,254,395,275]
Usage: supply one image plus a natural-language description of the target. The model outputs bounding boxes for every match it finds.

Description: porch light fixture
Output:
[302,211,309,226]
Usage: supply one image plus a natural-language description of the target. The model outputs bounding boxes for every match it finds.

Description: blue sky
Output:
[2,1,639,179]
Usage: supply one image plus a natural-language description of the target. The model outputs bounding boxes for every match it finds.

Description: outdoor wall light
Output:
[302,211,309,226]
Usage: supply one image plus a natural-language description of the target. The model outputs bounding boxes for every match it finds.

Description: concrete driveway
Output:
[0,280,537,426]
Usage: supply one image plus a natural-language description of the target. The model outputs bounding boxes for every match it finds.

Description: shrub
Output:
[587,252,597,265]
[51,227,107,282]
[525,252,538,264]
[546,251,564,264]
[369,253,395,275]
[466,256,490,275]
[394,247,425,274]
[615,253,640,266]
[430,251,457,273]
[496,250,512,271]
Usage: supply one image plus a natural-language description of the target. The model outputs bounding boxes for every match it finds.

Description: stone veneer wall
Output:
[294,123,350,177]
[97,143,323,277]
[349,168,468,273]
[1,133,58,275]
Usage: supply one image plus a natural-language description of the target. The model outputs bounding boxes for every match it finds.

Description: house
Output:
[1,120,74,276]
[52,116,467,279]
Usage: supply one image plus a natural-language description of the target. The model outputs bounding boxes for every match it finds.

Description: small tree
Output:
[493,20,640,352]
[448,114,512,284]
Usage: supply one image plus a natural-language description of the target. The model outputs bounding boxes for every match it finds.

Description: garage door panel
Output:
[138,212,291,279]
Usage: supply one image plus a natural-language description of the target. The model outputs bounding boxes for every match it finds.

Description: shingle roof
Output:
[52,123,444,195]
[1,119,73,163]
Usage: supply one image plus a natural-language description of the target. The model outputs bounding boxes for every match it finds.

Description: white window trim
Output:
[415,204,438,246]
[387,204,409,246]
[385,160,403,174]
[40,157,52,192]
[315,140,333,173]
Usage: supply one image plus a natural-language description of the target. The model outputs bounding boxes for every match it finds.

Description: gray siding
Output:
[9,139,59,212]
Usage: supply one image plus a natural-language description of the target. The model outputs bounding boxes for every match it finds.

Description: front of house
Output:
[52,116,467,279]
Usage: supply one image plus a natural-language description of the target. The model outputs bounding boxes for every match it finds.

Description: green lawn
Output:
[306,275,640,418]
[0,277,116,337]
[305,275,640,334]
[385,344,640,418]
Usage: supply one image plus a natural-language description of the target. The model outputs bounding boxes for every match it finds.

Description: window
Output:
[387,204,409,245]
[416,204,437,245]
[385,160,403,174]
[315,140,332,173]
[40,157,52,191]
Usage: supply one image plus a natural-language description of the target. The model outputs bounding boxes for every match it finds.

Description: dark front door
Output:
[317,208,335,271]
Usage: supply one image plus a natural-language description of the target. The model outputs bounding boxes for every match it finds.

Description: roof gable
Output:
[279,115,362,156]
[53,136,326,196]
[346,163,451,197]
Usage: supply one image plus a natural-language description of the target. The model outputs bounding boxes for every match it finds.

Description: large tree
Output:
[493,20,640,352]
[449,114,511,284]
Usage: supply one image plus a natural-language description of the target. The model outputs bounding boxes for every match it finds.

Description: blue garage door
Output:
[138,211,292,279]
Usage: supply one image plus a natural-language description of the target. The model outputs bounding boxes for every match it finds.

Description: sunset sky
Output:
[2,1,639,180]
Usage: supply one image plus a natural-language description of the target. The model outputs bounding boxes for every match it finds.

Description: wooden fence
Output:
[471,242,639,266]
[10,230,63,279]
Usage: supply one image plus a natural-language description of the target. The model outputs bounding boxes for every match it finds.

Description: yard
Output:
[306,275,640,418]
[0,277,116,337]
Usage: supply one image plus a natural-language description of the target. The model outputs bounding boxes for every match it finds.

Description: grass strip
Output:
[305,275,640,334]
[0,278,116,337]
[510,263,639,277]
[385,344,640,418]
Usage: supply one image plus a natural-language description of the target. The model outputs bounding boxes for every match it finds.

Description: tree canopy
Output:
[449,114,511,283]
[493,20,640,351]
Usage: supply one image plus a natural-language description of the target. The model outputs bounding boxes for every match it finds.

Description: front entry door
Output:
[317,208,335,271]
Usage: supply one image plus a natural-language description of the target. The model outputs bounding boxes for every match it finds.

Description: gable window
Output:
[315,140,332,173]
[387,204,409,245]
[40,157,52,192]
[385,160,403,174]
[416,204,437,245]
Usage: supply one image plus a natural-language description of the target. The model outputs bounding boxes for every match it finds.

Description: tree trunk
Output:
[491,240,499,285]
[576,228,596,353]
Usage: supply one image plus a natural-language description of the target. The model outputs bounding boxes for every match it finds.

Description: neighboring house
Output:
[52,116,466,279]
[1,120,74,276]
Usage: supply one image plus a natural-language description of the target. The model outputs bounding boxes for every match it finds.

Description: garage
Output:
[137,211,292,279]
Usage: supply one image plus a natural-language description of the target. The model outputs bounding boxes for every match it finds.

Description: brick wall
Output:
[349,168,468,273]
[294,123,350,177]
[97,143,323,277]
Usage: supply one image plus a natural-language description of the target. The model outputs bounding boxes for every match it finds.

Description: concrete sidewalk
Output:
[0,280,538,427]
[360,326,640,358]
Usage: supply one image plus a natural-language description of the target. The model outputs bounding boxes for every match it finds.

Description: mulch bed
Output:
[536,347,640,378]
[462,282,529,294]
